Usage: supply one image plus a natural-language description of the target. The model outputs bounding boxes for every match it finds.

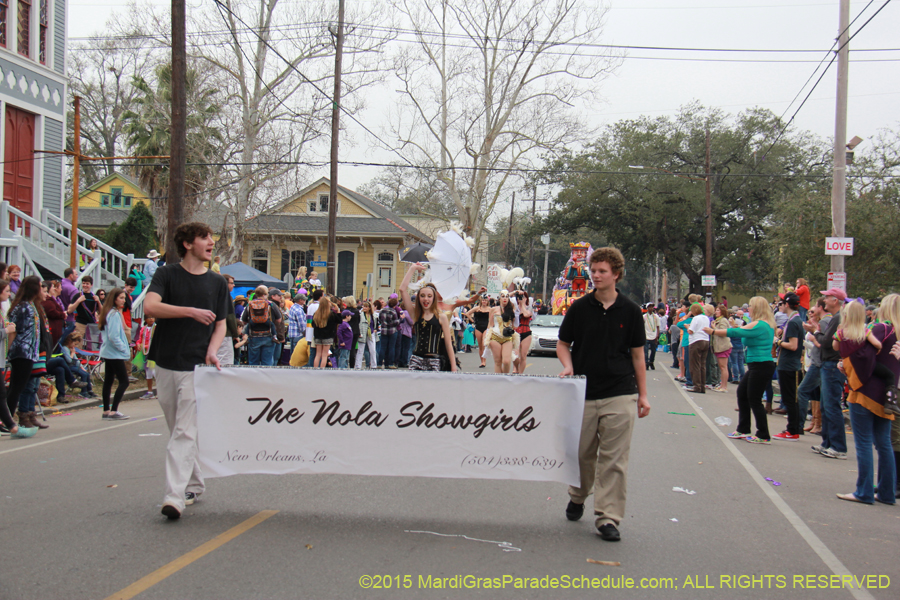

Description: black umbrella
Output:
[399,242,432,263]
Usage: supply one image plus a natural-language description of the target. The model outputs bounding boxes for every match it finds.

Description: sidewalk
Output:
[38,387,152,416]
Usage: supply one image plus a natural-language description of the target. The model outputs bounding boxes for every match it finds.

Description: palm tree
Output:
[123,63,223,243]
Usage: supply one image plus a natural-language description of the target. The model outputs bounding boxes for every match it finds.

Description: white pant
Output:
[357,336,376,368]
[157,368,205,511]
[217,336,234,366]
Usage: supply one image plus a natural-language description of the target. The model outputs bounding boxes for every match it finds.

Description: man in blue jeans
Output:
[813,288,848,459]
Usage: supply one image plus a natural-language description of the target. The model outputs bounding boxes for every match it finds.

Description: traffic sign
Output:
[701,275,716,287]
[310,261,327,268]
[486,263,502,294]
[827,272,846,293]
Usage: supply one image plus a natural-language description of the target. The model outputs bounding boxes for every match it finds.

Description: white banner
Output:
[195,367,585,486]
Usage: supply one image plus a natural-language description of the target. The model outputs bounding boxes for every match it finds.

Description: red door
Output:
[3,106,36,223]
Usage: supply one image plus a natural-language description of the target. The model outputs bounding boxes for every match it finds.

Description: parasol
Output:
[426,230,472,299]
[399,242,432,263]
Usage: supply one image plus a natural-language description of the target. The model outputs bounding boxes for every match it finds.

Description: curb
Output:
[38,387,154,415]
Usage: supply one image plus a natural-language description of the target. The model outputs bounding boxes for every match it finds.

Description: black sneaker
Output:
[0,424,10,436]
[565,500,584,521]
[185,492,198,506]
[161,504,181,520]
[597,523,621,542]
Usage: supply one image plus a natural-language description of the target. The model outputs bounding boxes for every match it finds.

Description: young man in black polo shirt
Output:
[144,223,229,520]
[557,247,650,542]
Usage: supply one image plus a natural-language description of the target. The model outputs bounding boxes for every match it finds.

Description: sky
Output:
[68,0,900,199]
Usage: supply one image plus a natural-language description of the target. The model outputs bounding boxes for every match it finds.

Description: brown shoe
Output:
[765,402,773,415]
[773,408,788,415]
[28,412,49,430]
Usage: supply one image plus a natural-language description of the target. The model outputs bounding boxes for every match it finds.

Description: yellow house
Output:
[242,178,432,299]
[63,172,150,236]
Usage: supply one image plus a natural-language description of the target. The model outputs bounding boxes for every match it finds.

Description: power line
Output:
[761,0,893,160]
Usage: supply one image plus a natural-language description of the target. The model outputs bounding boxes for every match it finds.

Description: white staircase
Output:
[0,200,144,291]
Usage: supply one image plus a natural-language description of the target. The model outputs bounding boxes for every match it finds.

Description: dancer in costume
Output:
[466,295,492,369]
[487,289,519,374]
[400,264,457,372]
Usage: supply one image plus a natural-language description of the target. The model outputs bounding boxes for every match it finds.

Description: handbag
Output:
[439,354,462,372]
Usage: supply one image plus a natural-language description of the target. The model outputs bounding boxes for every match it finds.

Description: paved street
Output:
[2,350,898,600]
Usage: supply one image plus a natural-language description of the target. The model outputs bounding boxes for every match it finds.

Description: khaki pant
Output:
[157,368,205,511]
[568,394,638,527]
[74,322,87,349]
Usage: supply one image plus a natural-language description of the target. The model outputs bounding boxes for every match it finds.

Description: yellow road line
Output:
[104,510,279,600]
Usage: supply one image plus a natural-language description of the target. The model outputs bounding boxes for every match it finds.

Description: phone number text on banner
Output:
[194,367,585,486]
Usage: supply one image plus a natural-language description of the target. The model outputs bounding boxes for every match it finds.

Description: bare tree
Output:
[67,25,160,184]
[387,0,619,256]
[186,0,391,262]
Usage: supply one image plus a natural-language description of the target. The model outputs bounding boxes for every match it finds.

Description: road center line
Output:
[104,510,279,600]
[662,368,875,600]
[0,415,164,456]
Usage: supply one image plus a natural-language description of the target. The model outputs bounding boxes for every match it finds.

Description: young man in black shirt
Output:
[69,276,100,348]
[145,223,229,520]
[556,247,650,542]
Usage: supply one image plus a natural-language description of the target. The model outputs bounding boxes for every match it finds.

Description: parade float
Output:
[551,241,593,314]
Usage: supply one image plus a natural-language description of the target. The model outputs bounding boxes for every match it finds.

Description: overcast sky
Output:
[69,0,900,195]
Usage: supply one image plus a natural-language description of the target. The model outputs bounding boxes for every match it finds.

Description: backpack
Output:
[249,299,271,324]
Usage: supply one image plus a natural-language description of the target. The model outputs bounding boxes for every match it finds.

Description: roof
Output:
[220,262,288,289]
[251,178,432,242]
[64,206,133,227]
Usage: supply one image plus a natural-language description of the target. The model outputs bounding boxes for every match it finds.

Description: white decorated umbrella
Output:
[426,230,472,299]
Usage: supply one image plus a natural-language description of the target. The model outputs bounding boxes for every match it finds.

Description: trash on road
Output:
[672,487,697,495]
[587,558,621,567]
[305,544,313,550]
[107,484,117,488]
[670,518,679,522]
[714,416,733,427]
[138,433,162,437]
[667,412,695,416]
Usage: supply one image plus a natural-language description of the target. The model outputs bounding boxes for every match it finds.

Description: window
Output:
[378,266,392,288]
[38,0,46,64]
[123,195,132,207]
[319,194,329,213]
[377,252,393,262]
[0,0,8,48]
[280,249,308,280]
[307,200,316,212]
[17,0,30,58]
[251,248,268,274]
[100,194,110,207]
[111,187,123,207]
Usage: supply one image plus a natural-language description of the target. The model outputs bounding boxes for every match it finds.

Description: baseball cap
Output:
[341,310,352,318]
[783,292,801,308]
[820,288,848,302]
[268,288,282,296]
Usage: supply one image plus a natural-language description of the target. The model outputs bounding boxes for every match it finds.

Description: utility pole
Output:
[527,186,537,280]
[705,129,712,277]
[69,96,81,269]
[831,0,850,277]
[506,191,515,268]
[541,235,550,303]
[167,0,186,265]
[327,0,345,293]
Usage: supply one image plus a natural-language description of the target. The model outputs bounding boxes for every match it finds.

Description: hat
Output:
[783,292,801,308]
[147,249,160,259]
[866,305,877,312]
[234,295,247,303]
[820,287,848,302]
[268,288,282,296]
[341,310,352,318]
[389,293,399,299]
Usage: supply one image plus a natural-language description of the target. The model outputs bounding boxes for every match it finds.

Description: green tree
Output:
[122,63,224,243]
[537,103,829,295]
[103,202,160,263]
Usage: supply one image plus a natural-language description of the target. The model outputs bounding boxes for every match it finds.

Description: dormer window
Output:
[319,193,329,212]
